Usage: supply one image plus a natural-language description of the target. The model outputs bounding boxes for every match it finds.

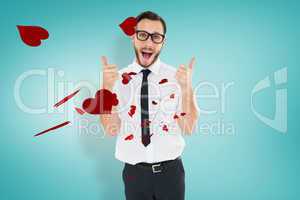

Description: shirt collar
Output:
[130,58,161,75]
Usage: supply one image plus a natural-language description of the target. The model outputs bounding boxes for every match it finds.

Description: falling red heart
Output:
[125,134,134,141]
[180,112,186,116]
[128,105,136,117]
[17,25,49,47]
[170,93,175,99]
[82,89,119,115]
[162,124,169,132]
[122,72,137,85]
[159,78,168,84]
[173,114,179,119]
[119,17,137,36]
[152,100,158,105]
[128,72,137,76]
[122,72,131,84]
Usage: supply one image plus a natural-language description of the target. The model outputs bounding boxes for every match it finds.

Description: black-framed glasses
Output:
[136,30,165,44]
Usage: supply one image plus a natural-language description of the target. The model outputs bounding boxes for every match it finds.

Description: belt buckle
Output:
[152,164,162,173]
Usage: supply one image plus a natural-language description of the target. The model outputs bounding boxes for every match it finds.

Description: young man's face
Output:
[132,19,165,67]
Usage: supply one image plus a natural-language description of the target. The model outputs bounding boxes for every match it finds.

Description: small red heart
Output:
[152,100,158,105]
[119,17,137,36]
[180,112,186,116]
[170,93,175,99]
[128,105,136,117]
[125,134,134,141]
[159,78,168,84]
[17,25,49,47]
[162,124,169,132]
[122,72,131,84]
[173,114,179,119]
[122,71,137,85]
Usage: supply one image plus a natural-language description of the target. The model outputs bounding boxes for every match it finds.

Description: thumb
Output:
[188,57,195,70]
[101,56,108,66]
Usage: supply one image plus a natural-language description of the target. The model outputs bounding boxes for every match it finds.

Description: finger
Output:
[179,64,185,69]
[103,70,118,76]
[101,56,108,66]
[177,64,186,72]
[178,67,187,72]
[188,57,195,70]
[103,69,118,74]
[177,72,187,80]
[176,69,186,74]
[176,71,186,80]
[103,68,116,72]
[103,64,117,70]
[104,71,119,77]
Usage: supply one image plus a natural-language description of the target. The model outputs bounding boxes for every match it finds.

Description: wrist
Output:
[181,85,193,94]
[102,82,113,91]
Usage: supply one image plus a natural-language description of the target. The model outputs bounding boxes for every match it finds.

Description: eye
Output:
[138,32,148,39]
[153,34,161,40]
[152,34,162,41]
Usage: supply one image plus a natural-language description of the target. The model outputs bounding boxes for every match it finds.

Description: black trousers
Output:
[122,158,185,200]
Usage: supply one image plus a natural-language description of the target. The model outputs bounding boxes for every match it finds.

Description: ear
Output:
[130,26,136,41]
[161,37,166,48]
[130,34,135,44]
[130,34,135,40]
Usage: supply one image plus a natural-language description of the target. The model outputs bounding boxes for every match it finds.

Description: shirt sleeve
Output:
[112,80,121,115]
[175,82,183,114]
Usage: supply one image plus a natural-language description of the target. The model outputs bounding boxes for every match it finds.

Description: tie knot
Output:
[141,69,151,77]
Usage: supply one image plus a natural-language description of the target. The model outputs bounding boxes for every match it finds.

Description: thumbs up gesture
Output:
[175,57,195,89]
[101,56,119,90]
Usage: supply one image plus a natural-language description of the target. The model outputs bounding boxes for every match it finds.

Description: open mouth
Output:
[141,51,153,60]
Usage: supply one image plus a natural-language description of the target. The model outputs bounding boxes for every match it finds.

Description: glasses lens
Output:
[137,31,148,41]
[152,34,164,44]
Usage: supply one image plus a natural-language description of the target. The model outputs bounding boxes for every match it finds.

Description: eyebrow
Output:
[137,30,164,35]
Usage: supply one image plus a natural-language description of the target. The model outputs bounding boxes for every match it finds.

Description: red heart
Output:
[122,72,131,84]
[180,112,186,116]
[173,114,179,119]
[128,105,136,117]
[17,25,49,47]
[125,134,134,141]
[152,100,158,105]
[82,89,119,115]
[162,124,169,132]
[122,71,137,84]
[159,78,168,84]
[119,17,137,36]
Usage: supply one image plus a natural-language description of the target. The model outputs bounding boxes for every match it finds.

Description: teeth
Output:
[142,50,153,53]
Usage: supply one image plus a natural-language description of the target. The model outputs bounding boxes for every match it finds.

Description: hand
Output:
[101,56,119,90]
[175,57,195,90]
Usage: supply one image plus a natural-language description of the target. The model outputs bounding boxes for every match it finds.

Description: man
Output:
[100,11,199,200]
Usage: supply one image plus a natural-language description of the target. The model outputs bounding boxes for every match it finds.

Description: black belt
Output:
[126,157,181,174]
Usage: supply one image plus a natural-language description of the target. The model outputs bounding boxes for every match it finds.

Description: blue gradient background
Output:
[0,0,299,199]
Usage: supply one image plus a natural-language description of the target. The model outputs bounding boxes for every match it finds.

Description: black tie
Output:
[140,69,151,147]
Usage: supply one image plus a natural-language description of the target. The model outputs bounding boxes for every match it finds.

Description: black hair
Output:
[136,11,167,34]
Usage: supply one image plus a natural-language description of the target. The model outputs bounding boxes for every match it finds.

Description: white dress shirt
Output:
[113,58,185,165]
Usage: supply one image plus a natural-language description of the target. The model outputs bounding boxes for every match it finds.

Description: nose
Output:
[144,36,155,47]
